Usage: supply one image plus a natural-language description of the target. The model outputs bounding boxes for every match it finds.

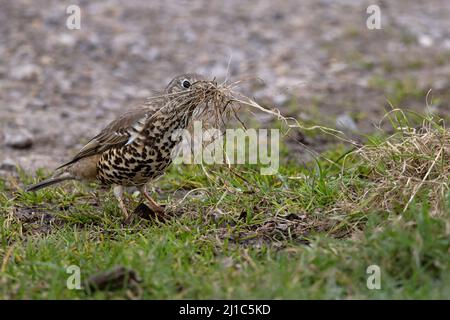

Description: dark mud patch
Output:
[86,266,142,298]
[9,205,63,235]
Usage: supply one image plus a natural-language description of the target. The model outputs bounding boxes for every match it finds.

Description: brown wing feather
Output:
[56,106,154,170]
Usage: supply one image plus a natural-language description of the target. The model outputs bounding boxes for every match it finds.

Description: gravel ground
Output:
[1,0,449,174]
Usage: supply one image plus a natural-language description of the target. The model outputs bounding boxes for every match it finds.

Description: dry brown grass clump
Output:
[354,110,450,215]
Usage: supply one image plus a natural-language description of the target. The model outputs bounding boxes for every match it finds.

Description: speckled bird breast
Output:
[96,113,188,186]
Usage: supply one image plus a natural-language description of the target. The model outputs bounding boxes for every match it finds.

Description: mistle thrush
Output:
[26,73,220,221]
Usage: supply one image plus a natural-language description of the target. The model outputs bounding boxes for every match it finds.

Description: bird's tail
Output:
[26,174,75,192]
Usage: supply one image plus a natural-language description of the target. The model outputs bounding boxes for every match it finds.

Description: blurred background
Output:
[0,0,449,174]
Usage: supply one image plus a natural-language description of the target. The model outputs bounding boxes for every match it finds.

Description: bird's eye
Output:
[181,79,191,89]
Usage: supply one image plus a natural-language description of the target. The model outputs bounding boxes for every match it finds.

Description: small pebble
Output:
[0,158,17,171]
[4,128,34,149]
[336,114,358,132]
[10,64,41,81]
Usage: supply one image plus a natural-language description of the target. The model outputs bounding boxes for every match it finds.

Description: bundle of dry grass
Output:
[214,80,351,140]
[354,110,450,215]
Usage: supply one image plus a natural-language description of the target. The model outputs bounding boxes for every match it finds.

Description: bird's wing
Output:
[57,106,156,170]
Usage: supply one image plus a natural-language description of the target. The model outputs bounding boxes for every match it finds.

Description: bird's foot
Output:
[147,202,165,214]
[134,202,167,222]
[138,186,166,214]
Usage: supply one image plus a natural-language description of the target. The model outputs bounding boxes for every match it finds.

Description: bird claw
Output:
[134,202,167,222]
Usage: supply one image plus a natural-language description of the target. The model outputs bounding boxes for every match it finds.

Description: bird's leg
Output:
[113,185,129,220]
[138,185,165,214]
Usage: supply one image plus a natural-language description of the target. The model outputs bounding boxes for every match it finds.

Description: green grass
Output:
[0,142,449,299]
[368,76,426,107]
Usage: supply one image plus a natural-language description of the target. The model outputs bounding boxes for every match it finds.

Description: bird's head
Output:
[165,73,206,94]
[162,73,228,127]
